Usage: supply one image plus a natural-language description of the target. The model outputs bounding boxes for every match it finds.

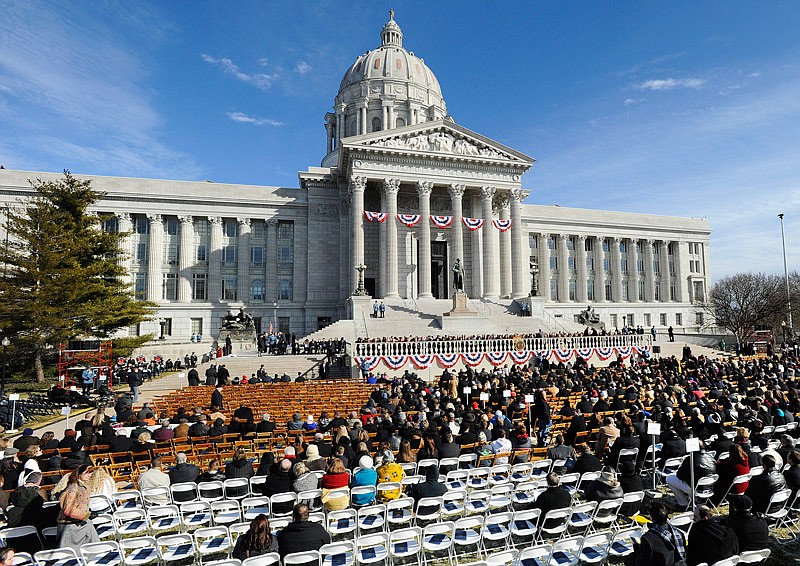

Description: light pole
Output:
[782,320,787,347]
[272,301,278,333]
[778,213,793,339]
[0,337,9,397]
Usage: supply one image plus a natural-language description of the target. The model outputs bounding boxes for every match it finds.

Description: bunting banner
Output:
[615,346,632,359]
[438,353,460,368]
[430,215,453,229]
[364,211,388,223]
[595,347,615,361]
[397,214,421,227]
[551,349,576,363]
[383,355,409,370]
[577,347,595,360]
[486,351,508,366]
[410,354,434,369]
[508,350,533,365]
[492,219,513,232]
[353,357,381,372]
[461,352,485,367]
[462,217,484,231]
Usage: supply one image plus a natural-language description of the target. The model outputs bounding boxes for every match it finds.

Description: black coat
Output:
[628,528,681,566]
[533,486,571,517]
[187,369,200,387]
[686,519,739,566]
[204,366,217,386]
[573,453,603,475]
[260,469,292,497]
[277,521,330,557]
[724,511,770,552]
[211,389,224,409]
[745,470,787,513]
[676,451,716,486]
[169,463,201,484]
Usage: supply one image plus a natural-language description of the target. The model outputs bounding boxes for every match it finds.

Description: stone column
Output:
[378,189,386,298]
[659,240,671,301]
[448,184,465,286]
[357,101,367,135]
[350,177,366,294]
[177,215,194,302]
[208,216,223,302]
[643,239,656,302]
[674,240,686,301]
[237,218,251,302]
[509,188,526,299]
[383,178,400,298]
[471,193,483,297]
[576,235,588,302]
[497,195,512,298]
[539,233,551,301]
[480,186,497,299]
[116,213,133,286]
[146,214,163,302]
[417,181,433,298]
[594,237,606,302]
[628,238,640,303]
[335,103,346,143]
[557,234,570,303]
[265,219,278,303]
[611,236,623,302]
[387,102,395,129]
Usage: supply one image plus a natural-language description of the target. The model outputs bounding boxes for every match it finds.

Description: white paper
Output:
[61,406,71,416]
[479,392,490,401]
[685,437,701,452]
[463,387,472,394]
[524,395,535,403]
[7,393,19,401]
[178,372,185,378]
[503,390,512,398]
[647,422,661,436]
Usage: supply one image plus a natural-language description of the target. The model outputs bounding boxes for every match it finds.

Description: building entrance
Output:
[431,241,448,299]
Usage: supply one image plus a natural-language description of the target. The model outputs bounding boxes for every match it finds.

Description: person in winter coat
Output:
[723,495,769,553]
[666,441,716,508]
[686,505,739,566]
[225,448,254,479]
[745,454,787,513]
[232,514,278,560]
[408,464,446,502]
[260,459,293,497]
[712,444,750,504]
[277,503,330,558]
[583,467,624,503]
[351,455,378,505]
[627,501,686,566]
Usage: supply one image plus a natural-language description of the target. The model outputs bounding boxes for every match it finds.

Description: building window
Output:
[586,257,594,271]
[278,221,294,240]
[162,273,177,301]
[670,284,676,301]
[566,237,575,251]
[621,259,628,273]
[191,318,203,336]
[605,281,613,301]
[192,273,207,300]
[619,241,627,253]
[550,279,558,301]
[626,314,634,327]
[622,285,629,302]
[547,237,556,250]
[610,314,617,328]
[549,257,557,270]
[693,281,705,302]
[103,216,119,233]
[676,313,683,326]
[654,284,660,301]
[224,219,239,238]
[136,216,149,235]
[668,243,674,255]
[659,313,667,326]
[128,324,140,337]
[160,318,172,337]
[222,275,237,300]
[638,280,645,301]
[277,246,293,264]
[603,258,610,272]
[584,238,593,252]
[653,261,659,273]
[587,281,594,301]
[278,278,293,301]
[669,259,675,275]
[529,234,537,249]
[196,244,207,263]
[251,279,265,301]
[251,221,265,239]
[636,241,642,253]
[568,280,576,301]
[637,259,644,273]
[251,246,264,266]
[223,245,237,265]
[166,241,179,265]
[136,242,148,264]
[371,117,382,132]
[166,217,178,236]
[602,239,609,253]
[695,312,704,325]
[644,313,651,326]
[278,317,290,335]
[568,256,575,270]
[134,273,147,300]
[194,218,209,238]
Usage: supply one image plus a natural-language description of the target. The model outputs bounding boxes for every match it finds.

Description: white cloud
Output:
[295,60,311,75]
[623,98,642,106]
[201,54,278,90]
[226,112,283,127]
[638,78,706,91]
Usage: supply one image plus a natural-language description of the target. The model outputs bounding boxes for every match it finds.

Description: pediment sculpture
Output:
[367,131,512,160]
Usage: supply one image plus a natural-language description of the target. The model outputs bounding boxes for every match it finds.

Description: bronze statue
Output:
[452,258,464,291]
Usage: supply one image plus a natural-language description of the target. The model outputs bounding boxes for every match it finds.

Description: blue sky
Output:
[1,1,799,280]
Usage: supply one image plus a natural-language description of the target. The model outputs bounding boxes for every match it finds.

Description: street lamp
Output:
[781,320,787,347]
[778,213,793,339]
[355,264,368,295]
[1,336,10,397]
[272,301,278,333]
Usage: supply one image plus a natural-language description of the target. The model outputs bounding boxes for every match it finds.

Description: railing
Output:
[354,333,652,358]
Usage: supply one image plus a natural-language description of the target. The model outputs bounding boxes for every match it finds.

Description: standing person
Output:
[204,364,217,386]
[56,464,100,551]
[187,366,200,387]
[668,326,674,342]
[379,302,385,318]
[373,301,379,318]
[533,389,551,447]
[651,326,657,341]
[211,385,224,409]
[128,368,142,403]
[232,514,278,560]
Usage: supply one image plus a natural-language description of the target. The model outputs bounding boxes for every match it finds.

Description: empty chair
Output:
[480,512,512,553]
[212,501,242,526]
[511,481,539,510]
[414,497,443,526]
[510,463,533,484]
[33,548,81,566]
[483,548,518,566]
[464,490,491,516]
[388,527,422,565]
[453,517,483,558]
[170,482,199,504]
[518,544,551,566]
[283,550,321,566]
[89,494,115,515]
[386,497,414,530]
[354,533,389,565]
[81,541,122,566]
[198,481,225,502]
[567,501,597,535]
[737,549,770,564]
[357,504,386,535]
[509,509,541,548]
[194,526,232,562]
[0,526,44,554]
[327,509,358,541]
[114,509,149,538]
[620,490,645,522]
[421,522,454,565]
[147,505,182,536]
[549,536,582,566]
[119,536,160,566]
[158,533,197,565]
[608,527,641,561]
[489,464,511,487]
[458,454,477,470]
[441,490,467,520]
[8,552,34,566]
[530,460,552,479]
[241,553,280,566]
[558,473,580,495]
[181,501,214,531]
[690,474,719,510]
[112,491,143,510]
[319,542,355,566]
[467,469,490,490]
[488,484,513,512]
[579,532,612,564]
[241,497,270,521]
[537,508,571,543]
[91,514,117,541]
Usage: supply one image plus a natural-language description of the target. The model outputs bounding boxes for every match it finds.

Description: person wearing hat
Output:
[303,444,326,472]
[723,495,769,552]
[376,450,404,501]
[351,455,378,505]
[687,505,739,566]
[583,466,624,503]
[12,428,39,452]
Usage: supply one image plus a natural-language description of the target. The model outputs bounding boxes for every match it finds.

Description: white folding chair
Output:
[530,459,552,479]
[269,492,298,517]
[319,542,355,566]
[421,522,454,565]
[576,471,601,495]
[480,512,512,553]
[119,536,160,566]
[170,482,199,504]
[297,489,324,512]
[458,454,477,470]
[537,508,571,543]
[114,509,149,538]
[92,513,117,541]
[181,501,214,531]
[141,486,172,507]
[90,494,115,515]
[0,526,44,553]
[242,553,280,566]
[579,531,612,564]
[764,488,792,539]
[388,527,422,565]
[414,497,443,525]
[357,504,386,535]
[386,497,414,530]
[567,501,597,535]
[509,509,541,548]
[355,533,389,565]
[708,557,740,566]
[33,548,80,566]
[510,463,533,484]
[229,522,250,543]
[489,484,513,512]
[549,536,582,566]
[203,560,242,566]
[737,549,770,564]
[518,544,551,566]
[327,509,358,541]
[690,474,719,510]
[9,552,33,566]
[198,481,225,502]
[212,500,242,526]
[608,527,641,561]
[453,516,483,558]
[590,497,622,533]
[668,511,694,538]
[194,526,232,562]
[283,550,320,566]
[158,534,197,565]
[441,489,467,520]
[112,490,143,510]
[81,541,122,566]
[511,481,539,510]
[224,478,251,500]
[350,485,377,507]
[147,504,182,536]
[241,497,270,521]
[614,448,639,472]
[249,476,266,496]
[483,548,518,566]
[464,490,491,516]
[467,468,490,490]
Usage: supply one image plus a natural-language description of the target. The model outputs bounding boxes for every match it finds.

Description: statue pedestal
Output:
[439,291,488,331]
[518,296,547,318]
[347,294,374,319]
[218,329,257,353]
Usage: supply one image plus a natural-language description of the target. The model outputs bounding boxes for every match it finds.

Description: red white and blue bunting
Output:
[463,217,484,231]
[396,214,422,227]
[353,345,649,373]
[430,215,453,229]
[492,219,513,232]
[364,211,388,223]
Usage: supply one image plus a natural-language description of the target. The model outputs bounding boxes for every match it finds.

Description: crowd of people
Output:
[3,346,800,562]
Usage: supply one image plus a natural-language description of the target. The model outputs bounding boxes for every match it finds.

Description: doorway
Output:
[431,241,448,299]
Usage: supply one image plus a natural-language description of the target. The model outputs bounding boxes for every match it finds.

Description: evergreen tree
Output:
[0,171,154,382]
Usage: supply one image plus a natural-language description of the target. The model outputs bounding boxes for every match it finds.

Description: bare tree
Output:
[705,273,784,345]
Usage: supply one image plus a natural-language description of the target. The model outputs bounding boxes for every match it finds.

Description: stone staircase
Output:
[200,350,327,380]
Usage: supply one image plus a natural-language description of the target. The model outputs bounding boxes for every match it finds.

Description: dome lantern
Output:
[380,10,403,47]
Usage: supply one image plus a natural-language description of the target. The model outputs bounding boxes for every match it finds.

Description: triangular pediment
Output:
[340,119,534,166]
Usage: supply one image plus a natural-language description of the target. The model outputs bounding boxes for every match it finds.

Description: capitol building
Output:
[0,13,711,343]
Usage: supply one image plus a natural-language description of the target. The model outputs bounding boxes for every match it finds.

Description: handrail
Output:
[353,333,651,358]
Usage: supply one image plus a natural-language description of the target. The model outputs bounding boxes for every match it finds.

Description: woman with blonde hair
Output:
[321,457,350,511]
[84,467,116,496]
[56,464,99,551]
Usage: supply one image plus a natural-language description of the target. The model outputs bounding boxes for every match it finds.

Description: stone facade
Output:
[0,13,711,342]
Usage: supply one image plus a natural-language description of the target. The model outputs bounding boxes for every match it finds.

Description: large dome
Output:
[322,12,448,162]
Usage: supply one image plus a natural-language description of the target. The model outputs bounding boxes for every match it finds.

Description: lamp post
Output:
[355,264,368,296]
[781,320,787,348]
[272,301,278,332]
[0,337,9,397]
[778,213,793,339]
[529,259,540,297]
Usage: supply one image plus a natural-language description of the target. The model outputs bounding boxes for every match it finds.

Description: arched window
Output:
[278,279,293,301]
[250,279,265,301]
[372,117,382,132]
[396,117,406,128]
